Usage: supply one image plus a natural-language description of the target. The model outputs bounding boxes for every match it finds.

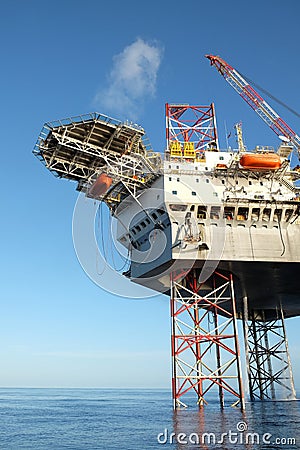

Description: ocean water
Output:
[0,388,299,449]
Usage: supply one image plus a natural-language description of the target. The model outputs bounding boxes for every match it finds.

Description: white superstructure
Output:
[34,107,300,317]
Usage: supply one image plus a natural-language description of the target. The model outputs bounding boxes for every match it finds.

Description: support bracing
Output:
[243,304,296,401]
[170,270,245,409]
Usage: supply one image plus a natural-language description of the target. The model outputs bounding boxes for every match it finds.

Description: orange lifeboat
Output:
[89,173,112,197]
[239,153,281,171]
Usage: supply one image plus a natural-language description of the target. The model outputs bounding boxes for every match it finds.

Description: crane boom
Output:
[206,54,300,156]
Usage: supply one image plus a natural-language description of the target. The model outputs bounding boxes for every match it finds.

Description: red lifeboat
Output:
[89,173,112,197]
[239,153,282,171]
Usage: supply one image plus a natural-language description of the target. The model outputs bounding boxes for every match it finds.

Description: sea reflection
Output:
[171,399,300,449]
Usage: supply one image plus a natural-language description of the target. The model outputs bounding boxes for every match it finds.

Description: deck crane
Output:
[206,54,300,159]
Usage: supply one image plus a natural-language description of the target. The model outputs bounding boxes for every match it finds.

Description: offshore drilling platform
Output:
[34,56,300,409]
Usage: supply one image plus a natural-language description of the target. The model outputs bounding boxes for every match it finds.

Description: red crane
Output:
[206,54,300,156]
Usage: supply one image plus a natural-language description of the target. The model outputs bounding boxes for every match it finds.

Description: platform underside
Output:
[131,260,300,320]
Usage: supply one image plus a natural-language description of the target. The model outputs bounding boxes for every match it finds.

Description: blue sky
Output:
[1,0,300,389]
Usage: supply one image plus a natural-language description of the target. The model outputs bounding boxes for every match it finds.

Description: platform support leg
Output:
[243,306,296,401]
[170,270,245,409]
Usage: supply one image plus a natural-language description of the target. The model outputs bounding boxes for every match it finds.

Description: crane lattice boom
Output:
[206,54,300,156]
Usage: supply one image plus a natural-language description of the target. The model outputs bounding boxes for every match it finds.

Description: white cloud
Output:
[94,38,163,120]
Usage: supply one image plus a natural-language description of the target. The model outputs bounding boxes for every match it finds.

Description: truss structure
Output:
[243,305,296,401]
[206,54,300,154]
[33,112,162,210]
[165,103,219,151]
[170,270,245,409]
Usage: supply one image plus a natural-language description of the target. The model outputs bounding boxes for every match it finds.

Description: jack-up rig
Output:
[34,55,300,409]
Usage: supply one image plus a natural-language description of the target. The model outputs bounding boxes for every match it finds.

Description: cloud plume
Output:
[94,38,163,120]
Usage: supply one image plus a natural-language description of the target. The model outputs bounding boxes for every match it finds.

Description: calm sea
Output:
[0,388,299,449]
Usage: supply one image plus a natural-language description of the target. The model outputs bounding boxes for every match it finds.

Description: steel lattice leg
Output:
[243,304,296,401]
[170,270,245,409]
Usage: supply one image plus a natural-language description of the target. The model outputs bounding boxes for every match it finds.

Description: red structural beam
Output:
[206,54,300,152]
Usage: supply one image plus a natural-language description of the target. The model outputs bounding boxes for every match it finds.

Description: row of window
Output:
[167,157,226,170]
[171,190,200,196]
[130,209,166,235]
[197,205,294,222]
[168,204,296,222]
[171,190,218,198]
[169,177,210,183]
[168,177,269,187]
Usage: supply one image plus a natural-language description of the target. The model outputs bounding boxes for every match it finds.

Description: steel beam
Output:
[243,303,296,401]
[170,270,245,409]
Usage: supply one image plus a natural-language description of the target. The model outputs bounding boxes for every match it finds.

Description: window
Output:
[237,207,248,220]
[192,191,196,196]
[169,204,187,211]
[197,205,207,219]
[274,209,282,222]
[285,209,294,222]
[206,179,209,183]
[251,208,260,221]
[196,178,199,183]
[135,225,141,232]
[224,207,235,220]
[195,167,198,170]
[210,206,221,219]
[141,221,146,228]
[172,190,177,195]
[176,165,179,169]
[145,218,150,224]
[219,156,224,161]
[222,179,225,184]
[190,205,195,211]
[151,212,158,220]
[262,208,271,221]
[249,180,252,185]
[169,177,172,181]
[177,178,180,182]
[157,209,165,216]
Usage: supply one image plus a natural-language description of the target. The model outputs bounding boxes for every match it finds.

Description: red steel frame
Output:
[170,270,245,409]
[165,103,219,151]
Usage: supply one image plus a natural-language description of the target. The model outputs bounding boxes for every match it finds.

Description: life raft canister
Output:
[240,153,282,170]
[89,173,113,196]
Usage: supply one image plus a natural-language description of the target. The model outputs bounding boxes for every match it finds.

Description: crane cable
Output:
[96,202,106,275]
[96,201,130,274]
[108,212,130,273]
[241,72,300,119]
[273,200,286,257]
